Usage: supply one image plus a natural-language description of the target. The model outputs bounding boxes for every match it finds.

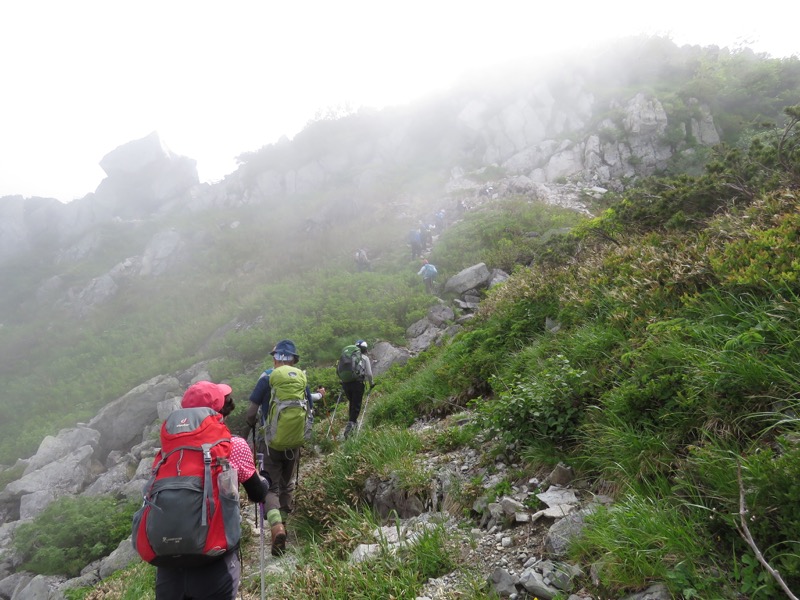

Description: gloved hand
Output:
[259,470,272,489]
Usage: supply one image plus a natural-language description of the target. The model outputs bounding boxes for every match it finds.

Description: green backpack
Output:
[337,345,365,383]
[264,365,308,451]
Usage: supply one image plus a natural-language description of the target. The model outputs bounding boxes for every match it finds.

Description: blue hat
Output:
[270,339,299,363]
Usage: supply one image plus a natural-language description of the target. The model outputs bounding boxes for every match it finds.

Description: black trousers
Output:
[155,550,240,600]
[342,380,366,422]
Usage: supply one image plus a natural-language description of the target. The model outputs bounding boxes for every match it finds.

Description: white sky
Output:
[0,1,796,202]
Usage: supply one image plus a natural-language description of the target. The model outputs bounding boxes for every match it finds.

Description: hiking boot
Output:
[270,523,287,557]
[343,421,356,439]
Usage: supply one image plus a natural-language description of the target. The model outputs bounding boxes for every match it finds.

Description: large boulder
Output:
[2,446,94,515]
[444,263,492,295]
[87,375,182,458]
[22,427,100,476]
[369,342,411,378]
[99,131,178,177]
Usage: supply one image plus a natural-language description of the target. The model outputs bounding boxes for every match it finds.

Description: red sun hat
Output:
[181,380,233,412]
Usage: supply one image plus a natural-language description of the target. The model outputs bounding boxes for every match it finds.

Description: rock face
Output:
[0,132,197,268]
[95,132,199,217]
[0,70,719,267]
[87,374,182,459]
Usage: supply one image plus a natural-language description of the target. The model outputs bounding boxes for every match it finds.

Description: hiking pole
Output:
[296,448,301,490]
[252,425,257,525]
[325,391,343,439]
[256,452,265,600]
[356,385,375,434]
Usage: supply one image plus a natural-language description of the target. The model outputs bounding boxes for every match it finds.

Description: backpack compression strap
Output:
[265,397,307,445]
[141,440,230,527]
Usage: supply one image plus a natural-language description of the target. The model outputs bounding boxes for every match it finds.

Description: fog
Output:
[0,0,796,201]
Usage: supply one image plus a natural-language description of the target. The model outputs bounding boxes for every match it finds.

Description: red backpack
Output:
[132,407,241,567]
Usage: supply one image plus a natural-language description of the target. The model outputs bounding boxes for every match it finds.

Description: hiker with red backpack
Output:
[244,339,325,556]
[337,340,374,439]
[132,380,269,600]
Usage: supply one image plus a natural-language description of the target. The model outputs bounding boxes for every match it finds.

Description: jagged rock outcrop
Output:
[0,75,719,269]
[95,131,198,216]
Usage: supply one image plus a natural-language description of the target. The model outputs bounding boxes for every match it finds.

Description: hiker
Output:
[153,381,269,600]
[435,209,446,232]
[408,227,423,260]
[337,339,374,439]
[422,223,433,250]
[417,258,438,294]
[354,247,371,272]
[244,339,325,556]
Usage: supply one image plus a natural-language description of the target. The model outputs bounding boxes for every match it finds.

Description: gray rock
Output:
[139,230,183,277]
[536,486,578,508]
[620,583,672,600]
[4,446,94,499]
[0,573,33,600]
[444,263,491,295]
[87,375,181,458]
[19,490,60,520]
[23,427,101,475]
[363,475,425,519]
[488,567,518,597]
[547,463,574,487]
[98,538,140,579]
[519,567,560,599]
[10,574,64,600]
[545,506,596,557]
[488,269,509,287]
[426,303,454,326]
[499,496,525,517]
[370,341,411,377]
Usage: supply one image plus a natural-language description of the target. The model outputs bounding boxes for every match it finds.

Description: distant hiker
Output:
[417,258,438,294]
[354,247,371,272]
[455,198,467,216]
[422,223,433,249]
[435,209,446,232]
[408,227,423,260]
[336,340,374,439]
[244,340,325,556]
[134,380,269,600]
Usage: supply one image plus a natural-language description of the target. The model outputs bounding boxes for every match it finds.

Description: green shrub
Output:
[13,496,141,577]
[473,354,587,452]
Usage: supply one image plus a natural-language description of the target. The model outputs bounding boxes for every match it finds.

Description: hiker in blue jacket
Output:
[408,227,423,260]
[417,259,438,294]
[244,339,325,556]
